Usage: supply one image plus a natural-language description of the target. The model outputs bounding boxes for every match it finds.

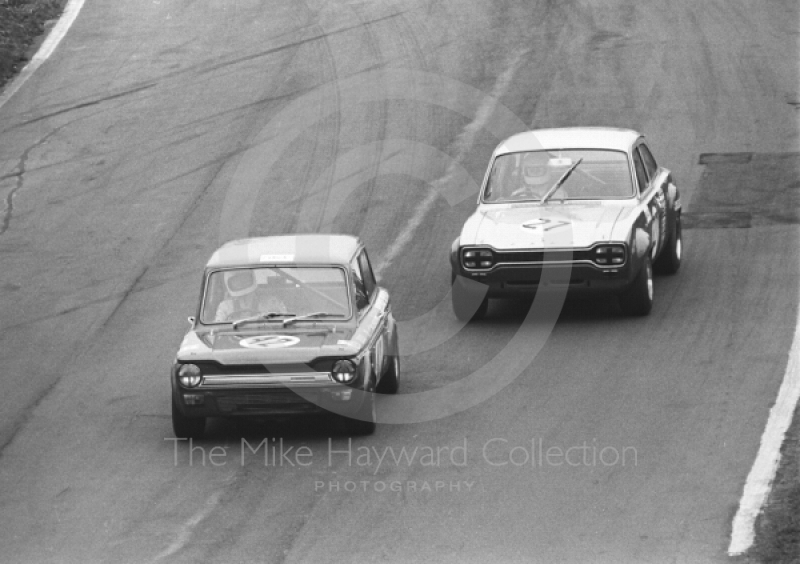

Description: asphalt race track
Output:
[0,0,798,562]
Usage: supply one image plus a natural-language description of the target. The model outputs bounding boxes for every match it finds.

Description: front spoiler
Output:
[458,262,636,297]
[172,384,367,418]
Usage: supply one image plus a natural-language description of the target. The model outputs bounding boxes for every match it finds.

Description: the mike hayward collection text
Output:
[167,437,638,470]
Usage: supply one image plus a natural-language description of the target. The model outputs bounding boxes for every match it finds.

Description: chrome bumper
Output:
[199,372,334,389]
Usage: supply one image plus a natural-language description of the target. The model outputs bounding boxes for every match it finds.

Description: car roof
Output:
[206,234,361,268]
[494,127,641,155]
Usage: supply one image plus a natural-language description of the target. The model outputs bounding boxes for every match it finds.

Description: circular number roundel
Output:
[239,335,300,349]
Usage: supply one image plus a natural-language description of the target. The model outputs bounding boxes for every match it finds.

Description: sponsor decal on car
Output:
[260,254,294,262]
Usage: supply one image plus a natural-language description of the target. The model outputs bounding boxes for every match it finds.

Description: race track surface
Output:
[0,0,798,562]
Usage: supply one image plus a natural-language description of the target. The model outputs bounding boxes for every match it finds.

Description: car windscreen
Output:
[482,149,634,203]
[201,266,351,324]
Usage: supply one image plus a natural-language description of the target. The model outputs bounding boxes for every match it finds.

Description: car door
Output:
[633,142,667,259]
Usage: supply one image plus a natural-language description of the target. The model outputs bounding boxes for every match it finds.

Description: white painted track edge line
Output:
[728,279,800,555]
[0,0,86,110]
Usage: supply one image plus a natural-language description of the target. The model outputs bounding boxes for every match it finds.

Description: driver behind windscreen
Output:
[215,270,287,322]
[511,152,555,199]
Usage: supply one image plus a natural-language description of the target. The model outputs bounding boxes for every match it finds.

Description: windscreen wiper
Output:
[231,312,295,330]
[282,312,345,327]
[541,158,583,204]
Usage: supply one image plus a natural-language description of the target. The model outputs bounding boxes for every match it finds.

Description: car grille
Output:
[493,249,594,264]
[216,392,316,412]
[194,363,331,376]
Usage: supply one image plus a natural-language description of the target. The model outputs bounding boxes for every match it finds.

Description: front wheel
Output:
[451,274,489,321]
[654,214,682,274]
[376,354,399,394]
[172,398,206,439]
[619,257,653,316]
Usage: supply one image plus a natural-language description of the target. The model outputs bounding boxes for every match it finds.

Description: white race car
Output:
[450,127,682,320]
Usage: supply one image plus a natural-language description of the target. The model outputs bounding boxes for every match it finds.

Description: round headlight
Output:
[178,364,203,388]
[332,360,357,383]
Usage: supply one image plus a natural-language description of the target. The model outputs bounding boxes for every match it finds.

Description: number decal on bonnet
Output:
[239,335,300,349]
[522,218,570,231]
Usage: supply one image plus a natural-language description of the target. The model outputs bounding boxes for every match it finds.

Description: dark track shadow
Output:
[202,413,343,442]
[464,293,626,329]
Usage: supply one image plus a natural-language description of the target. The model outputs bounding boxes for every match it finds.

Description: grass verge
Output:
[747,401,800,562]
[0,0,65,90]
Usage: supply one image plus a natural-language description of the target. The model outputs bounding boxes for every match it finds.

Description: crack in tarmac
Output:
[0,130,61,236]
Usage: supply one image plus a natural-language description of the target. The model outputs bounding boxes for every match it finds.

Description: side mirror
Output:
[187,316,195,326]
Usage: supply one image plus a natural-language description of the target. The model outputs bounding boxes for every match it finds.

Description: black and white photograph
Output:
[0,0,798,562]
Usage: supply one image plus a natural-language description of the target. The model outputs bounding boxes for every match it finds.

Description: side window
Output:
[632,150,648,194]
[358,250,377,298]
[638,144,658,181]
[351,258,369,312]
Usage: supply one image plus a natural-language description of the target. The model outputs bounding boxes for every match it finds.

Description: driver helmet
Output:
[522,152,551,186]
[224,270,257,297]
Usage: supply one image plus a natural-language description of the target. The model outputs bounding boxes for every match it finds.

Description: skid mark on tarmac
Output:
[151,489,225,562]
[374,47,530,277]
[14,83,157,127]
[197,11,407,76]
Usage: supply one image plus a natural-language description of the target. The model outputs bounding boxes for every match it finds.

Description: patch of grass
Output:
[747,401,800,563]
[0,0,65,89]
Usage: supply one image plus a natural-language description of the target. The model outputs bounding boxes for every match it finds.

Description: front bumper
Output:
[172,371,368,418]
[456,262,636,297]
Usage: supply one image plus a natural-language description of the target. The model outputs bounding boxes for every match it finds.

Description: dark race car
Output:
[171,235,400,438]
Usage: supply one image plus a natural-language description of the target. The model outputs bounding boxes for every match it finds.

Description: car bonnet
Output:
[176,325,363,364]
[460,202,628,249]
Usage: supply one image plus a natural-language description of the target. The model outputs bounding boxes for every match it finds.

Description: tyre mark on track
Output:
[276,2,344,235]
[1,16,400,132]
[310,3,431,235]
[374,46,530,276]
[197,11,407,77]
[151,489,225,563]
[9,83,157,128]
[310,2,391,234]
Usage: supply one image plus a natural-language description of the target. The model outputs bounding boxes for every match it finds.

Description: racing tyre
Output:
[344,390,377,435]
[451,274,489,321]
[654,213,682,275]
[619,257,653,316]
[376,353,399,394]
[172,398,206,439]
